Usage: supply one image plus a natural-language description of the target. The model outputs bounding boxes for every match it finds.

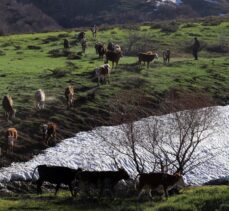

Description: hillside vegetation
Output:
[0,19,228,167]
[1,186,229,210]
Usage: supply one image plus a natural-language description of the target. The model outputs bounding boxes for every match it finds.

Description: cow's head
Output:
[118,168,130,180]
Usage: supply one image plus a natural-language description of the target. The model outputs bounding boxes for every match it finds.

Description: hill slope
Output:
[0,0,60,35]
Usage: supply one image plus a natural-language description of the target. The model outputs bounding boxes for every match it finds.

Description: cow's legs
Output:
[163,186,168,198]
[147,62,150,68]
[55,183,60,196]
[68,184,74,197]
[137,189,146,201]
[37,179,44,194]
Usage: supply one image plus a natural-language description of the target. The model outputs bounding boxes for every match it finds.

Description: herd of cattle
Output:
[32,164,185,200]
[2,30,171,153]
[1,29,180,200]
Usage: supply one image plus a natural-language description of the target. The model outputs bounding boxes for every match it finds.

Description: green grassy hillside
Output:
[0,19,228,166]
[1,186,229,210]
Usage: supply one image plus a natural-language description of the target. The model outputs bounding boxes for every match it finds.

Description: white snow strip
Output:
[0,105,228,185]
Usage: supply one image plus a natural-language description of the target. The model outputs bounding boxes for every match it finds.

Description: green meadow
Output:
[1,186,229,210]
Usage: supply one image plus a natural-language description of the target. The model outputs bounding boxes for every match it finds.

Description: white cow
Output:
[35,89,46,110]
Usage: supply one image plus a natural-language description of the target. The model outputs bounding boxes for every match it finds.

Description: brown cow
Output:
[2,95,16,121]
[105,51,122,68]
[138,52,159,68]
[41,123,57,145]
[163,49,171,65]
[136,172,185,200]
[65,86,75,108]
[95,64,111,85]
[5,128,18,153]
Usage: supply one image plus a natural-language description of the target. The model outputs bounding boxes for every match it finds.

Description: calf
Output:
[95,43,107,59]
[65,86,75,108]
[32,165,82,196]
[77,168,130,197]
[2,95,16,121]
[35,89,45,110]
[163,49,171,64]
[138,52,158,68]
[41,123,57,145]
[5,128,18,153]
[95,64,111,85]
[136,172,185,200]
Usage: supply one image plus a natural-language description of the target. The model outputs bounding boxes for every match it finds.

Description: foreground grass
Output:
[1,186,229,211]
[0,20,228,165]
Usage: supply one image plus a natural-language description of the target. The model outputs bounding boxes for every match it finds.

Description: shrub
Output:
[27,45,42,50]
[0,50,5,56]
[181,23,197,28]
[160,22,179,33]
[49,68,72,78]
[48,49,70,57]
[206,45,229,53]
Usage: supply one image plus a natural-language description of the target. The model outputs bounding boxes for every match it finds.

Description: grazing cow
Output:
[138,52,159,68]
[95,43,107,59]
[77,32,86,42]
[2,95,16,121]
[163,49,171,64]
[65,86,75,108]
[136,172,185,200]
[64,39,70,49]
[5,128,18,153]
[81,38,87,54]
[35,89,45,110]
[105,51,122,68]
[32,165,82,196]
[95,64,111,85]
[41,123,57,145]
[77,168,130,197]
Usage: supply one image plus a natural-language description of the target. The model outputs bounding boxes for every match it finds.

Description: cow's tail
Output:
[134,174,141,191]
[31,166,39,184]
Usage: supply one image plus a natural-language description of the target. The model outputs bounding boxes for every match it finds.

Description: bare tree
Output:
[153,92,217,175]
[94,90,217,176]
[94,90,152,174]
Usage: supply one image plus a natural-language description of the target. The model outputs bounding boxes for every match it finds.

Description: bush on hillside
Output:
[48,49,70,57]
[202,17,223,26]
[27,45,42,50]
[49,68,72,78]
[160,22,179,33]
[206,45,229,53]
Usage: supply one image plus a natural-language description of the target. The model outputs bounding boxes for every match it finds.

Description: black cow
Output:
[77,168,130,197]
[32,165,82,196]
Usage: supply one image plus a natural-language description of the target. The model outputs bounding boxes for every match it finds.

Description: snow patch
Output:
[0,106,228,185]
